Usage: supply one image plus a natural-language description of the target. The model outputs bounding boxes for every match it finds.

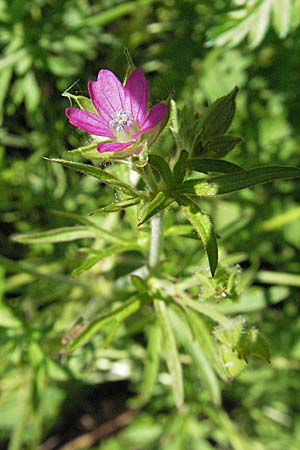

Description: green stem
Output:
[149,211,165,271]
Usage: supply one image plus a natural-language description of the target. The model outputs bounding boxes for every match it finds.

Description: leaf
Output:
[173,150,189,183]
[201,135,242,159]
[51,210,131,244]
[82,0,156,27]
[170,309,221,406]
[66,297,143,352]
[181,166,300,197]
[154,300,184,408]
[0,67,12,125]
[186,158,245,174]
[89,197,140,215]
[248,0,272,48]
[148,154,174,188]
[72,244,141,277]
[0,48,27,71]
[200,87,239,143]
[131,275,148,293]
[23,70,41,113]
[187,311,228,381]
[175,194,218,276]
[72,246,118,277]
[45,158,140,197]
[272,0,291,38]
[137,322,162,404]
[12,226,96,244]
[138,191,173,225]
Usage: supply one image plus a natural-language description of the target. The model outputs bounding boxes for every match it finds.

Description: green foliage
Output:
[2,0,300,449]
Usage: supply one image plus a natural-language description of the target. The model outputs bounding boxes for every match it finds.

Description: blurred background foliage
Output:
[1,0,300,449]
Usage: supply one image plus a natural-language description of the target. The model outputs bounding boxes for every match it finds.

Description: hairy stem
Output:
[149,211,165,271]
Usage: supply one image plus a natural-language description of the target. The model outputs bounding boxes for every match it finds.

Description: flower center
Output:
[109,111,133,133]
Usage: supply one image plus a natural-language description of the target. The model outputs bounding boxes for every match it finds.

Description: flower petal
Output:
[139,103,168,135]
[66,108,114,137]
[97,141,135,153]
[88,70,126,123]
[125,69,149,125]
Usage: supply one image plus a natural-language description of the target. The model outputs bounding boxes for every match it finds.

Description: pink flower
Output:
[66,69,168,155]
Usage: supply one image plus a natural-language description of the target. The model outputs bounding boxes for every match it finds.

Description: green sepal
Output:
[218,344,247,379]
[200,87,239,144]
[213,316,271,364]
[74,95,97,113]
[63,92,97,114]
[213,316,245,348]
[236,326,271,362]
[175,194,218,276]
[170,100,203,154]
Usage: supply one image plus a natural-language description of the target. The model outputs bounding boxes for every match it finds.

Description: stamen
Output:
[109,111,133,132]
